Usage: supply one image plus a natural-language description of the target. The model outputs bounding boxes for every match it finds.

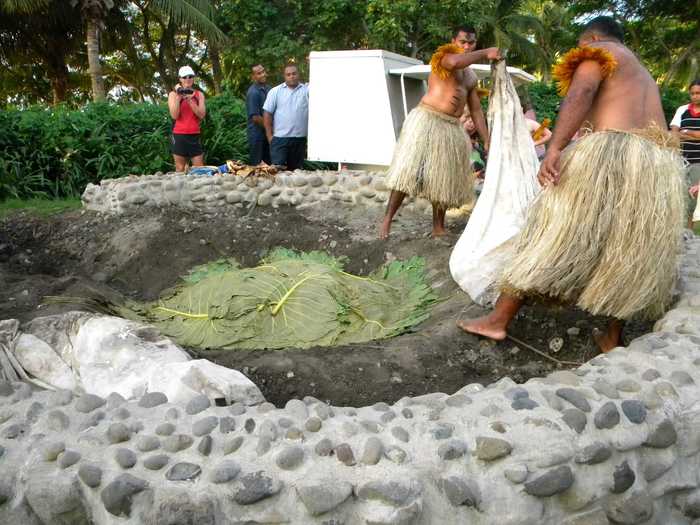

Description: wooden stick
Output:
[506,334,583,367]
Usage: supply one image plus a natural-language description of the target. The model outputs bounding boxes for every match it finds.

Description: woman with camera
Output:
[168,65,207,172]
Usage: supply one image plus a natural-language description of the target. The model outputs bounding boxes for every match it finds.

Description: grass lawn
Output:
[0,198,82,218]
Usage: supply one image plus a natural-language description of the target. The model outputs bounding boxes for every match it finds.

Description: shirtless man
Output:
[379,26,500,239]
[458,16,685,353]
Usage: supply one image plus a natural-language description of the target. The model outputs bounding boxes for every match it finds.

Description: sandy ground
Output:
[0,202,652,406]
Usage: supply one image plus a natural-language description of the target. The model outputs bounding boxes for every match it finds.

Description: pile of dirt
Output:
[0,202,651,406]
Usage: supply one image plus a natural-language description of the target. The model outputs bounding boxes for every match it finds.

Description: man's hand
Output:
[537,149,561,187]
[690,184,699,198]
[484,48,502,61]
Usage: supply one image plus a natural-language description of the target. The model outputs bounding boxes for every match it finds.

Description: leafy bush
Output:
[660,86,688,124]
[526,82,561,124]
[0,94,248,199]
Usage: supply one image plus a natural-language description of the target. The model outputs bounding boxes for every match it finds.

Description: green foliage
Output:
[0,93,248,199]
[0,197,81,218]
[526,81,560,124]
[660,86,690,124]
[99,249,439,350]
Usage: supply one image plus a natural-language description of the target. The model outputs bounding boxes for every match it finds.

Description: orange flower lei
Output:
[430,43,465,80]
[552,47,618,96]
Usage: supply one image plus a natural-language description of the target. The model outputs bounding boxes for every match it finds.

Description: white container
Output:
[308,50,423,168]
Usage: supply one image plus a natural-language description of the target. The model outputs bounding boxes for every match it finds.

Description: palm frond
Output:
[149,0,226,43]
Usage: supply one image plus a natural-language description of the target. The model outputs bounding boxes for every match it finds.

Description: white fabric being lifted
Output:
[449,60,541,305]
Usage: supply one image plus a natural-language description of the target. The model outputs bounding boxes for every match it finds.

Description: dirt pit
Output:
[0,202,652,407]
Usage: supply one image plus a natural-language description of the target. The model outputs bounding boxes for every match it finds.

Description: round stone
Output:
[391,426,410,443]
[592,378,619,399]
[259,420,277,441]
[78,464,102,488]
[46,410,70,431]
[335,443,356,466]
[100,473,148,517]
[52,389,73,406]
[361,437,384,465]
[223,436,244,455]
[138,392,168,408]
[401,408,414,419]
[475,437,513,461]
[210,460,241,483]
[380,411,396,424]
[285,399,309,420]
[165,407,179,420]
[512,398,539,410]
[42,441,66,461]
[621,400,647,424]
[438,439,468,460]
[616,379,641,393]
[278,419,293,430]
[446,394,472,407]
[430,423,454,440]
[162,434,194,453]
[136,435,160,452]
[58,450,81,469]
[106,423,131,444]
[612,460,636,493]
[219,417,236,434]
[198,435,213,456]
[185,395,211,415]
[562,408,587,434]
[385,445,408,464]
[275,445,305,470]
[304,417,322,432]
[192,416,218,436]
[594,402,620,429]
[504,464,529,484]
[314,438,334,457]
[524,465,574,497]
[671,370,695,387]
[112,407,130,421]
[373,402,390,412]
[233,472,282,505]
[644,419,677,448]
[314,404,331,420]
[256,437,271,456]
[575,442,612,465]
[556,388,591,412]
[155,422,175,436]
[143,454,170,470]
[641,369,661,382]
[505,387,529,400]
[244,418,256,433]
[75,394,106,413]
[165,462,201,482]
[115,448,137,469]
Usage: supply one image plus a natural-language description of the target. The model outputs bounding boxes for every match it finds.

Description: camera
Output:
[177,87,194,96]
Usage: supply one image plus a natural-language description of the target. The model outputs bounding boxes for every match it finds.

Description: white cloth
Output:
[449,60,541,305]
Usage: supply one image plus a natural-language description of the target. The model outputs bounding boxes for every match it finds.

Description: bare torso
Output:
[421,68,478,117]
[587,42,666,131]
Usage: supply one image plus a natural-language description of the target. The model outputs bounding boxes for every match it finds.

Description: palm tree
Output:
[472,0,546,72]
[73,0,226,102]
[523,0,575,81]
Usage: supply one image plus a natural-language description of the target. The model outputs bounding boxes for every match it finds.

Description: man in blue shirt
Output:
[263,63,309,170]
[246,64,271,165]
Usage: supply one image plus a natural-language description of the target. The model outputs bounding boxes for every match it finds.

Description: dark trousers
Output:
[248,137,271,165]
[270,137,307,170]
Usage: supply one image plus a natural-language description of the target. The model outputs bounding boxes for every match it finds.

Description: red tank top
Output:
[173,92,201,134]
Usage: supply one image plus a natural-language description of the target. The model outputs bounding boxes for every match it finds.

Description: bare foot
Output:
[431,228,448,237]
[592,328,621,353]
[456,317,507,341]
[379,219,391,240]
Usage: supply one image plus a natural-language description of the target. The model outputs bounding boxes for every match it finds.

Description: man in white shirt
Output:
[263,64,309,170]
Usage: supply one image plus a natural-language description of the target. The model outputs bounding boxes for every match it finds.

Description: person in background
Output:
[671,79,700,227]
[263,63,309,170]
[168,65,206,172]
[524,112,552,160]
[246,64,271,165]
[460,111,485,177]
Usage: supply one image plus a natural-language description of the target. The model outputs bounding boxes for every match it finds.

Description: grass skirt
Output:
[501,129,685,320]
[385,104,473,209]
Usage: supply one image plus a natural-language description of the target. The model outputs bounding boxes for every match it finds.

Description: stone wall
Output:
[81,171,435,215]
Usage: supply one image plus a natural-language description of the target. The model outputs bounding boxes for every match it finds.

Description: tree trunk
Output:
[51,74,68,105]
[210,42,223,95]
[86,18,106,101]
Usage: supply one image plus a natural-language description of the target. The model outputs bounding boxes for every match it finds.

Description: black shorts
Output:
[171,133,203,158]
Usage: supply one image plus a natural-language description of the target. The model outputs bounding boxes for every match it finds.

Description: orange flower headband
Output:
[430,43,465,80]
[552,47,618,96]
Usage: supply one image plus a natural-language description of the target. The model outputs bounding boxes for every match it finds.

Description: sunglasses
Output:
[181,75,195,79]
